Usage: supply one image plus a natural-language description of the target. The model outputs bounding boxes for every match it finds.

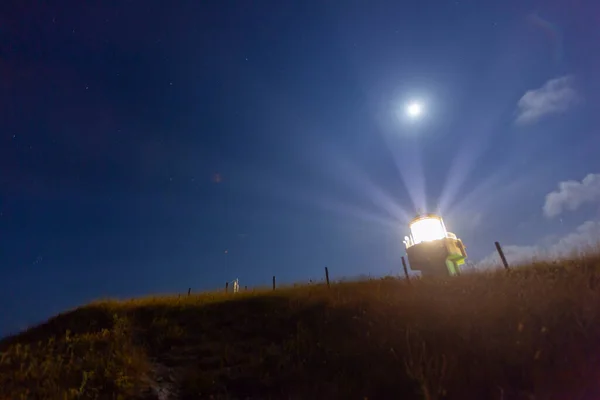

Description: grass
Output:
[2,256,600,399]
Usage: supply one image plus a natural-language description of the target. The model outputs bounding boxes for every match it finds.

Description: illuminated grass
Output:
[2,256,600,399]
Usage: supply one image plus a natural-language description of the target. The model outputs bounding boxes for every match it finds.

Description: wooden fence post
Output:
[495,241,510,270]
[225,282,229,293]
[187,288,191,296]
[272,276,276,290]
[401,256,410,282]
[325,267,330,288]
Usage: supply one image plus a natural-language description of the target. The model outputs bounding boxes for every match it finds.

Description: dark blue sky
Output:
[2,0,600,335]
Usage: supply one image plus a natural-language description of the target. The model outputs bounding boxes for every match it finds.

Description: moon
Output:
[406,102,423,118]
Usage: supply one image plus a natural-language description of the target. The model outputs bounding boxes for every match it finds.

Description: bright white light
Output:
[406,102,423,118]
[410,217,447,244]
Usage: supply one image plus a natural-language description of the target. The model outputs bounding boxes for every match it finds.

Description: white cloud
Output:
[477,244,542,268]
[477,219,600,269]
[543,173,600,218]
[553,220,600,254]
[515,75,580,124]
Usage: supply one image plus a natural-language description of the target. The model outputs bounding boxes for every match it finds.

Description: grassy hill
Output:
[2,257,600,400]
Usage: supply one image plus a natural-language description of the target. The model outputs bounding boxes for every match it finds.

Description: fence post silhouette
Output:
[495,241,510,270]
[187,288,191,296]
[272,276,276,290]
[225,282,229,293]
[401,256,410,282]
[325,267,330,288]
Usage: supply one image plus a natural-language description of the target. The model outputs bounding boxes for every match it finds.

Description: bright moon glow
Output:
[406,102,423,118]
[410,217,447,244]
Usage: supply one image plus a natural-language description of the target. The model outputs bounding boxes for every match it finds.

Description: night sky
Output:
[2,1,600,335]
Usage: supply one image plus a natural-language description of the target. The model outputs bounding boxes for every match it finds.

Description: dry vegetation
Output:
[2,256,600,399]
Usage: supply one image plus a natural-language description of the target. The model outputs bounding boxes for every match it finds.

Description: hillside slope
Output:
[2,258,600,399]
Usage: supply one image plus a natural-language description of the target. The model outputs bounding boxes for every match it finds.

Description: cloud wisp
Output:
[478,219,600,268]
[515,75,580,124]
[543,173,600,218]
[477,172,600,269]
